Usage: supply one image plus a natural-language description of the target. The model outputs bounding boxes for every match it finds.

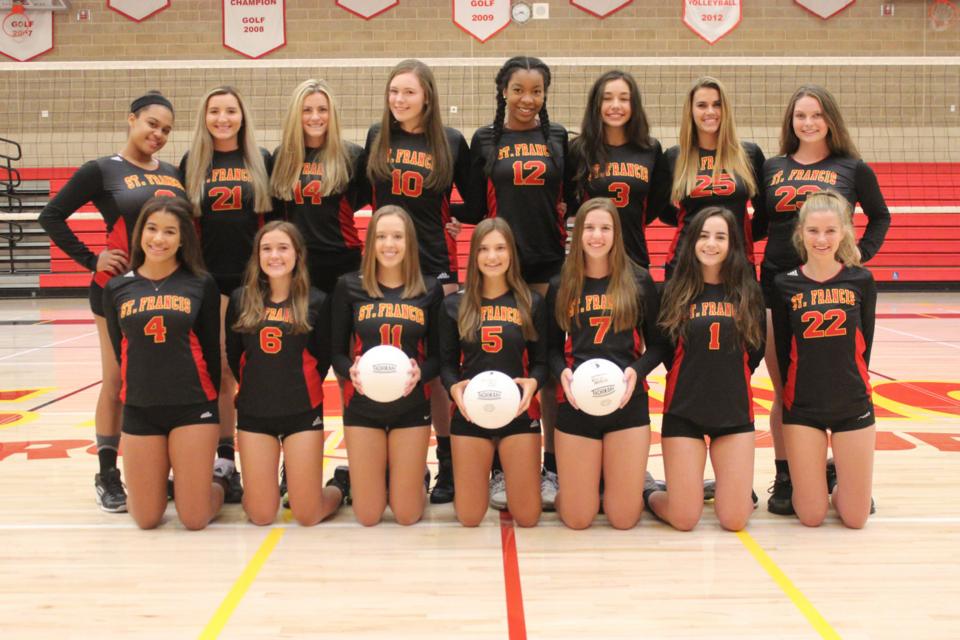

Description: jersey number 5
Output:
[143,316,167,344]
[589,316,612,344]
[481,326,503,353]
[259,327,283,354]
[801,309,847,339]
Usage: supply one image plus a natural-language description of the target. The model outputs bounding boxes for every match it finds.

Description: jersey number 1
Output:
[143,316,167,344]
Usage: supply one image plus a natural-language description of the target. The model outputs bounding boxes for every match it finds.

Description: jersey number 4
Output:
[143,316,167,343]
[801,309,847,339]
[259,327,283,354]
[294,180,322,205]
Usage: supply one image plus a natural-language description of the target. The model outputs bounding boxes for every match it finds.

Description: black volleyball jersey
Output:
[331,272,442,411]
[546,267,668,395]
[360,125,470,278]
[663,284,765,427]
[103,267,220,407]
[39,155,186,287]
[273,142,367,260]
[439,290,549,394]
[225,288,331,417]
[662,142,765,270]
[180,148,274,280]
[567,140,673,268]
[754,155,891,273]
[469,124,573,268]
[772,266,876,418]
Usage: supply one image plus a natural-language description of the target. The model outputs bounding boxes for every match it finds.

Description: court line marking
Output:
[0,331,97,362]
[198,527,285,640]
[736,530,840,640]
[28,381,101,411]
[499,512,528,640]
[876,325,960,351]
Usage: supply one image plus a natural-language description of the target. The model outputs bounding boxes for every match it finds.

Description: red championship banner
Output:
[682,0,741,44]
[795,0,854,19]
[336,0,398,19]
[108,0,170,22]
[571,0,633,18]
[453,0,509,42]
[0,4,53,61]
[222,0,285,59]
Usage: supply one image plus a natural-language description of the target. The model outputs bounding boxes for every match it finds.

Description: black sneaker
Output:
[279,463,289,509]
[214,459,244,504]
[767,470,795,515]
[430,457,454,504]
[95,468,127,513]
[702,479,757,508]
[167,473,175,501]
[826,457,837,495]
[325,465,351,505]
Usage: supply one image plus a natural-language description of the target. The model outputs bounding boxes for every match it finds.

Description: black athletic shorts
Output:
[661,413,755,440]
[308,250,361,295]
[521,260,563,286]
[344,398,431,430]
[238,406,324,441]
[90,281,105,317]
[213,274,242,298]
[450,411,541,440]
[122,400,219,437]
[783,404,875,433]
[556,392,651,440]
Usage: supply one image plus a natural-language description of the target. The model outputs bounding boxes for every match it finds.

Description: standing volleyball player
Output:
[645,207,765,531]
[440,218,547,527]
[331,206,443,526]
[468,55,574,509]
[225,221,344,526]
[181,86,274,502]
[568,70,672,269]
[548,198,668,530]
[103,198,223,530]
[771,192,877,528]
[754,84,890,516]
[360,59,470,504]
[39,91,185,512]
[663,77,764,277]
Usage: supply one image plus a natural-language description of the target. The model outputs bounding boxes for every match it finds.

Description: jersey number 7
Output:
[589,316,612,344]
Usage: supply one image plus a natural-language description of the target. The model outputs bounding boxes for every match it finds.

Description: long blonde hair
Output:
[232,221,313,335]
[671,76,757,202]
[793,191,862,267]
[555,198,640,333]
[184,86,272,216]
[359,205,426,299]
[271,79,352,200]
[458,218,537,342]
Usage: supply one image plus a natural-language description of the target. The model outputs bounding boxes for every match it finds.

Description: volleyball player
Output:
[225,221,344,526]
[180,86,274,503]
[645,207,765,531]
[663,77,764,277]
[360,59,470,504]
[568,70,672,269]
[102,197,223,530]
[468,55,574,509]
[753,84,890,516]
[39,91,185,512]
[440,218,547,527]
[331,206,443,526]
[771,192,877,528]
[548,198,668,530]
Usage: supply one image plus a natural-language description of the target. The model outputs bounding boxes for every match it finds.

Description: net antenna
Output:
[0,0,70,10]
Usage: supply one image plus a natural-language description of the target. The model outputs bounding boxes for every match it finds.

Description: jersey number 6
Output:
[259,327,283,354]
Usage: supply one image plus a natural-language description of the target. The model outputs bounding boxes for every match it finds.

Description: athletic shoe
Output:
[279,464,289,510]
[214,458,244,504]
[430,456,454,504]
[642,472,666,522]
[167,473,175,501]
[826,457,837,495]
[767,470,795,515]
[704,479,758,509]
[94,468,127,513]
[325,466,351,505]
[540,469,558,512]
[752,490,759,508]
[489,470,508,511]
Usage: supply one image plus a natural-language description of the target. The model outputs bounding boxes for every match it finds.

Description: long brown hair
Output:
[232,221,313,335]
[793,191,862,267]
[359,205,426,299]
[366,59,453,192]
[658,207,764,349]
[458,218,537,342]
[779,84,860,158]
[555,198,640,333]
[129,197,206,276]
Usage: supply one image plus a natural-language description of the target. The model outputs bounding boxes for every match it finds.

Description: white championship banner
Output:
[682,0,741,44]
[336,0,398,19]
[0,4,52,61]
[453,0,509,42]
[222,0,286,59]
[795,0,855,19]
[571,0,634,18]
[108,0,170,22]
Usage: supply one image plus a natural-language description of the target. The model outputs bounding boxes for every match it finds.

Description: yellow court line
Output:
[198,527,285,640]
[736,530,841,640]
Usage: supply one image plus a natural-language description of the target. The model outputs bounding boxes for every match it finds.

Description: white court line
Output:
[0,331,98,362]
[877,325,960,351]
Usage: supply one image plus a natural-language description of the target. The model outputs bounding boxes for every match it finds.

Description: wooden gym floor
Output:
[0,292,958,639]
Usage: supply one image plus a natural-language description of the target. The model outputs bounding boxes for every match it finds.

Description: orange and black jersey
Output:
[39,156,186,287]
[179,148,274,280]
[360,125,470,278]
[468,124,573,268]
[103,267,220,407]
[566,140,673,268]
[772,266,876,419]
[546,267,669,393]
[272,142,367,260]
[331,272,443,412]
[662,142,765,272]
[754,155,891,273]
[439,290,549,396]
[663,284,765,428]
[225,288,331,418]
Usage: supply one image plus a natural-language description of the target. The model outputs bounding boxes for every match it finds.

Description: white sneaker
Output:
[540,470,558,511]
[489,470,507,510]
[213,458,235,480]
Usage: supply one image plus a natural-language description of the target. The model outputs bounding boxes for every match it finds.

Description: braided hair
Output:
[484,56,559,175]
